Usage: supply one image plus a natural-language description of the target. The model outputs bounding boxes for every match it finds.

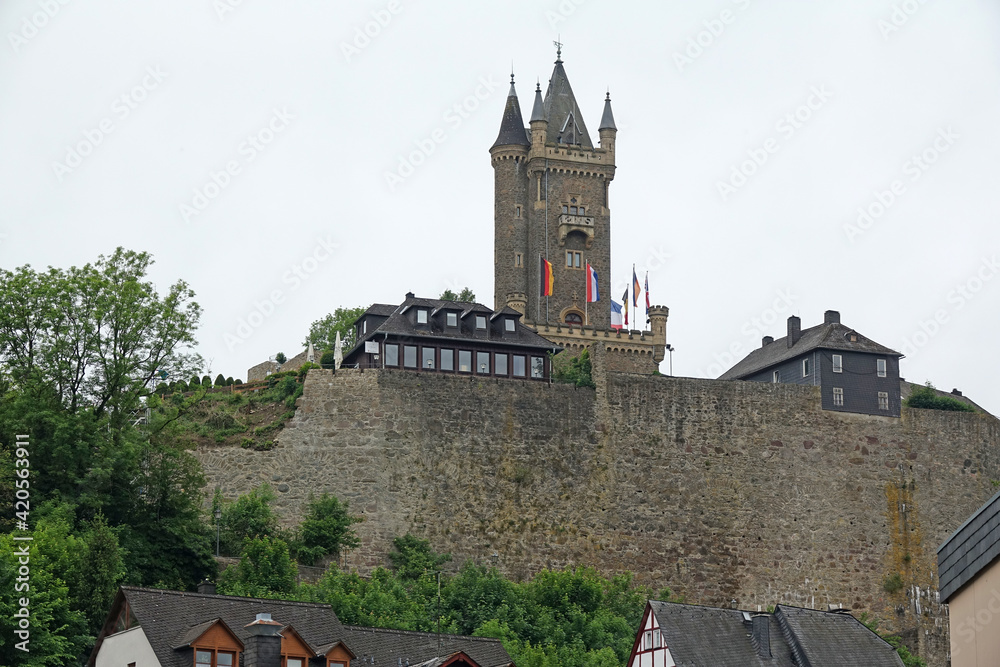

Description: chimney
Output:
[197,579,216,595]
[749,614,771,658]
[787,316,801,348]
[405,292,415,299]
[762,336,774,347]
[244,614,283,667]
[952,388,963,396]
[824,310,840,324]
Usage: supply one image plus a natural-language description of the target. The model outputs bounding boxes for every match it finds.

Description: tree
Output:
[71,513,126,634]
[218,536,297,597]
[305,307,366,353]
[552,350,595,388]
[218,484,279,556]
[320,350,337,370]
[214,373,226,386]
[295,494,362,566]
[387,534,451,582]
[440,288,476,302]
[905,382,975,412]
[275,352,287,364]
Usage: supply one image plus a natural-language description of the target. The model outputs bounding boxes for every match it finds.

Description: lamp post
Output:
[665,344,674,376]
[214,507,222,557]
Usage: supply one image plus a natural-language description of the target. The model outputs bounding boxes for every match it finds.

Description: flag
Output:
[586,263,599,302]
[632,265,640,308]
[540,257,554,296]
[610,301,623,330]
[622,287,629,326]
[645,272,650,321]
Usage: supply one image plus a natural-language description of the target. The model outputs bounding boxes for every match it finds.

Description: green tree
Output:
[905,382,975,412]
[218,484,279,556]
[302,567,425,630]
[214,373,226,387]
[295,493,362,566]
[218,536,297,597]
[305,306,366,353]
[71,513,126,634]
[201,375,212,387]
[388,534,452,582]
[275,352,287,365]
[440,288,476,302]
[552,350,595,388]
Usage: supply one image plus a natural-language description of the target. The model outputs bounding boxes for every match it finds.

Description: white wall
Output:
[95,626,160,667]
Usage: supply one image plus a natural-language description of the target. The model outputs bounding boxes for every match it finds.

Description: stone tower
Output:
[490,48,669,374]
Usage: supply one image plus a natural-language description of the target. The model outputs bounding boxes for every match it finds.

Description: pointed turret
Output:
[491,74,530,149]
[599,92,616,131]
[530,82,544,122]
[541,52,593,148]
[529,82,547,153]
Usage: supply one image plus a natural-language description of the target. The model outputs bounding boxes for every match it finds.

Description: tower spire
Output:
[492,70,530,149]
[599,91,617,131]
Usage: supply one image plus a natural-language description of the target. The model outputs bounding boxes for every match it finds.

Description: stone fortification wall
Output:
[196,367,1000,667]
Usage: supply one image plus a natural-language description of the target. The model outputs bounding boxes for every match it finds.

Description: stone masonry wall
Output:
[196,367,1000,667]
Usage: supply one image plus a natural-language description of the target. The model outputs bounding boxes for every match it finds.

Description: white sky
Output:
[2,1,999,415]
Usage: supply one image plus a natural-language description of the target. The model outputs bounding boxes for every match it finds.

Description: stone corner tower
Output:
[490,47,668,374]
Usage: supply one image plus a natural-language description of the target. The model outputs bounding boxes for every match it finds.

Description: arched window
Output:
[565,312,583,325]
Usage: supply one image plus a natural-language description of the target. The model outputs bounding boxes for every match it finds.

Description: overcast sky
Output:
[2,1,999,415]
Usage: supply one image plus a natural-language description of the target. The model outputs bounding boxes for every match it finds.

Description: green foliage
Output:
[388,534,452,582]
[190,375,201,387]
[905,382,975,412]
[201,375,212,387]
[72,513,126,634]
[227,376,236,385]
[219,536,298,597]
[174,380,188,393]
[302,566,427,629]
[320,350,338,369]
[859,613,927,667]
[305,306,366,353]
[294,494,362,566]
[883,572,903,593]
[440,287,477,302]
[154,381,169,394]
[217,484,278,556]
[275,352,287,364]
[214,373,226,386]
[552,350,595,388]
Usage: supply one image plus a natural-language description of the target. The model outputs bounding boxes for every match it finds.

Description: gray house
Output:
[720,311,903,417]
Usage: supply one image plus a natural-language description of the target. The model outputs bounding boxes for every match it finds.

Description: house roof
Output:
[342,626,513,667]
[90,587,513,667]
[719,320,901,380]
[647,601,902,666]
[938,487,1000,602]
[346,294,561,360]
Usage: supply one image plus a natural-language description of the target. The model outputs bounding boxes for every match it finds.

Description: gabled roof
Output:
[343,626,513,667]
[91,587,347,667]
[541,59,593,148]
[646,601,902,666]
[719,320,901,380]
[491,76,530,149]
[938,487,1000,602]
[346,294,561,360]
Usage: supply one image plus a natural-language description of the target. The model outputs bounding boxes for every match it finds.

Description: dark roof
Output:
[938,487,1000,602]
[541,60,593,148]
[343,626,512,667]
[91,587,347,667]
[491,78,530,149]
[648,601,902,666]
[719,320,901,380]
[598,93,616,131]
[346,294,561,360]
[529,82,544,122]
[900,380,985,412]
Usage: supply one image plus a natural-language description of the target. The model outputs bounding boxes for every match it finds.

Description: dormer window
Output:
[505,318,515,332]
[475,315,487,330]
[196,650,235,667]
[417,309,428,324]
[446,312,458,327]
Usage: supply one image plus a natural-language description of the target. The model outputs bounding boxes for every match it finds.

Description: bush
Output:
[174,380,188,393]
[294,494,363,566]
[154,382,169,395]
[320,350,337,369]
[275,352,287,365]
[905,383,975,412]
[226,377,236,386]
[202,375,213,387]
[297,362,319,380]
[190,375,201,387]
[218,484,279,556]
[215,373,227,386]
[552,349,595,388]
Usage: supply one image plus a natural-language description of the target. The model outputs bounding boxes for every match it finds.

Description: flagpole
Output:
[537,253,541,324]
[584,265,588,326]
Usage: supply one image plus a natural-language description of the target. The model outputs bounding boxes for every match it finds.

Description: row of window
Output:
[772,357,888,382]
[831,388,890,411]
[384,344,544,378]
[561,204,586,215]
[411,310,515,332]
[640,629,664,651]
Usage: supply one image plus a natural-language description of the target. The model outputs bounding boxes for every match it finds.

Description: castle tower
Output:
[490,47,668,374]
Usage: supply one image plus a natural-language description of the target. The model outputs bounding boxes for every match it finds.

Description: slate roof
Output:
[938,487,1000,602]
[491,78,530,148]
[598,93,616,131]
[91,587,347,667]
[541,59,593,148]
[91,588,513,667]
[346,294,562,360]
[343,626,513,667]
[719,320,901,380]
[647,601,902,667]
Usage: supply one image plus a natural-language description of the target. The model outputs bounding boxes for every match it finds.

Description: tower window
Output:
[570,206,578,214]
[566,251,582,269]
[514,253,523,267]
[579,206,585,214]
[562,205,568,214]
[565,312,583,325]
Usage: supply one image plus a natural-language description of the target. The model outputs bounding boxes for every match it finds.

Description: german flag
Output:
[540,256,554,296]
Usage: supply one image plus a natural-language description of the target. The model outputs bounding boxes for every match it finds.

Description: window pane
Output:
[477,352,490,374]
[580,207,585,215]
[562,205,568,213]
[385,344,398,367]
[217,653,234,667]
[404,346,417,368]
[574,253,581,268]
[287,659,303,667]
[417,309,428,324]
[441,349,454,371]
[505,318,515,332]
[513,355,526,377]
[423,347,435,369]
[877,359,887,377]
[802,359,810,377]
[832,355,842,373]
[495,354,508,376]
[447,312,457,327]
[196,651,212,667]
[566,252,573,267]
[476,316,486,329]
[531,357,544,378]
[459,350,472,372]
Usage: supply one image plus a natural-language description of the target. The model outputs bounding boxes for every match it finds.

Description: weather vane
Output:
[554,39,562,61]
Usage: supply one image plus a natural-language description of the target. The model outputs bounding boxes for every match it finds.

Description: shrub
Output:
[275,352,287,365]
[215,373,227,386]
[905,383,975,412]
[174,380,188,393]
[883,572,903,594]
[233,378,243,385]
[154,382,169,395]
[202,375,212,387]
[320,350,337,369]
[190,375,201,387]
[294,494,363,566]
[552,350,595,388]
